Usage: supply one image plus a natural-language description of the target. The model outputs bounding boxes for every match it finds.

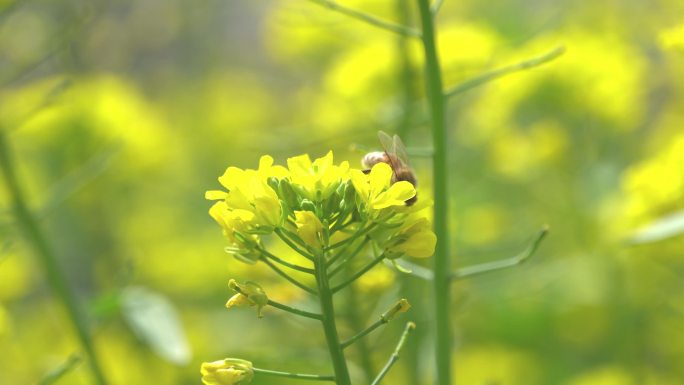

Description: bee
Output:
[362,131,418,206]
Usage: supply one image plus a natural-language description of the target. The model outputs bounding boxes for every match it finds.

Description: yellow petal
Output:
[206,190,228,200]
[369,162,392,194]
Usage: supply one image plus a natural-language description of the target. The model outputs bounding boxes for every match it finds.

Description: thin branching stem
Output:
[306,0,422,38]
[0,132,108,385]
[331,253,385,294]
[258,247,315,274]
[260,257,318,296]
[275,228,315,260]
[444,46,565,98]
[328,237,370,277]
[341,318,385,349]
[370,322,416,385]
[37,354,82,385]
[267,299,323,320]
[325,222,376,251]
[430,0,445,14]
[451,226,548,280]
[253,367,335,381]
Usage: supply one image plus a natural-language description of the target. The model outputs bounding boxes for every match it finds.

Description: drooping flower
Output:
[201,358,254,385]
[351,162,416,215]
[227,279,269,318]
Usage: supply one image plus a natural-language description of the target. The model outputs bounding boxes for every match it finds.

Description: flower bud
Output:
[381,299,411,322]
[201,358,254,385]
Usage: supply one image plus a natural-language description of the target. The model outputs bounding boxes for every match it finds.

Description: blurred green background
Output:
[1,0,684,384]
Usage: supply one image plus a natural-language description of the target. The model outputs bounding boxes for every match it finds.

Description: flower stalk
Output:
[415,1,452,384]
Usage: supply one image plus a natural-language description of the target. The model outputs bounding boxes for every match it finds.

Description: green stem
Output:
[341,318,384,349]
[443,46,565,98]
[37,354,82,385]
[253,367,335,381]
[258,247,315,274]
[415,1,452,384]
[328,237,369,277]
[306,0,422,38]
[314,256,352,385]
[276,228,316,260]
[267,299,323,320]
[370,322,416,385]
[0,131,108,385]
[451,227,549,280]
[325,222,376,251]
[261,257,318,296]
[331,253,385,294]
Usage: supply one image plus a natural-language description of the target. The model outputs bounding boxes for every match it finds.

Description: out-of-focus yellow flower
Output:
[227,279,269,318]
[621,134,684,224]
[201,358,254,385]
[294,210,324,249]
[287,151,350,201]
[659,23,684,51]
[351,162,416,213]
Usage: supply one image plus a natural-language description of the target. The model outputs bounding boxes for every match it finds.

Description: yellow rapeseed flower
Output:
[351,162,416,215]
[206,155,286,231]
[287,151,350,201]
[201,358,254,385]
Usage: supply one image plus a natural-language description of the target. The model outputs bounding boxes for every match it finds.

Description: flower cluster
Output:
[206,151,436,260]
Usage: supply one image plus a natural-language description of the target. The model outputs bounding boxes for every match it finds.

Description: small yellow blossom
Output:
[287,151,350,201]
[351,162,416,214]
[294,210,324,248]
[227,279,269,318]
[201,358,254,385]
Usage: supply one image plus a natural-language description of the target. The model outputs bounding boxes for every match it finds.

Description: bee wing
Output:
[392,133,411,168]
[377,130,401,171]
[377,130,396,156]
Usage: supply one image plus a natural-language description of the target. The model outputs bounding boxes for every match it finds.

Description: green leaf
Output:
[629,210,684,244]
[121,286,191,365]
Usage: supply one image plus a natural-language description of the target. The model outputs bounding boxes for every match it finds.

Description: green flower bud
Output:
[300,199,316,213]
[278,179,299,211]
[381,299,411,322]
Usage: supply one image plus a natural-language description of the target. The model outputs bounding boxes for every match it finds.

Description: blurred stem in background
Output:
[0,131,109,385]
[343,263,376,383]
[394,1,426,384]
[415,1,452,385]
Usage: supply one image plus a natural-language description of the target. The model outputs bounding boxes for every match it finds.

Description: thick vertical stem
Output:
[315,256,352,385]
[415,2,452,385]
[0,131,108,385]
